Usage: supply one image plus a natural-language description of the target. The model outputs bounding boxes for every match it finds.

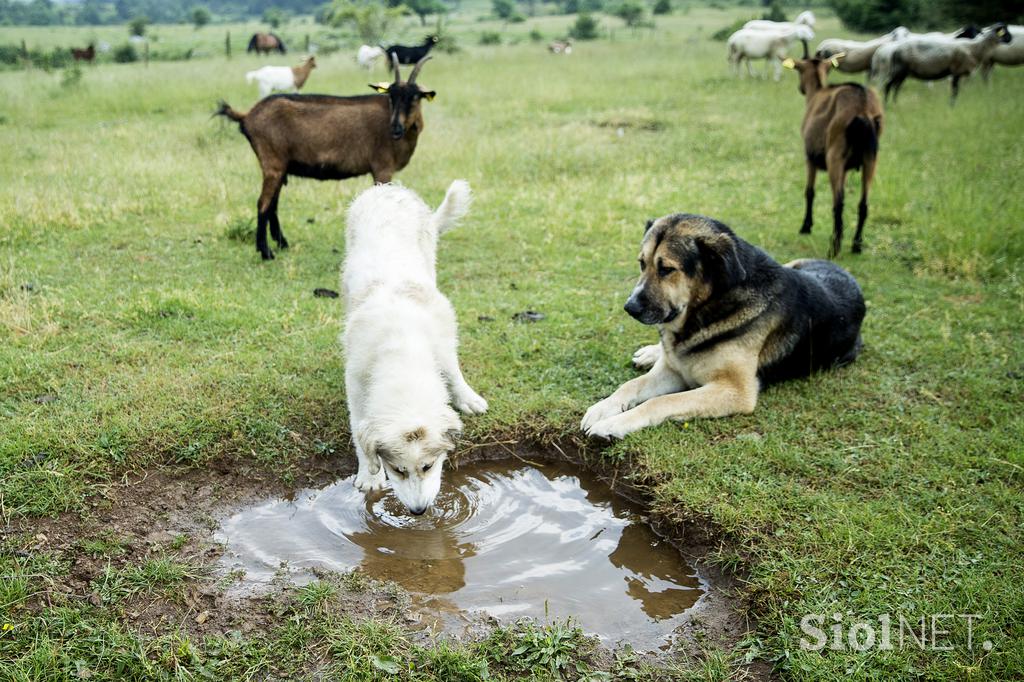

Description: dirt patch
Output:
[4,439,768,677]
[592,109,668,133]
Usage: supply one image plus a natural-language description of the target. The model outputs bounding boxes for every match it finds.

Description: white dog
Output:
[342,180,487,515]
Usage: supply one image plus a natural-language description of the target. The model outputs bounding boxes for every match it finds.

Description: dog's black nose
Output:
[624,296,645,320]
[409,506,427,516]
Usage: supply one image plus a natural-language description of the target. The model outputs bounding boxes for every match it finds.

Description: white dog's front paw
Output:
[454,387,488,415]
[585,412,642,440]
[354,466,386,492]
[580,397,627,431]
[632,344,661,370]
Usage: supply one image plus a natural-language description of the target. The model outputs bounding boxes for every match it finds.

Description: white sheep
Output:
[356,44,385,70]
[870,26,978,85]
[245,56,317,99]
[881,24,1012,103]
[980,24,1022,80]
[743,10,816,33]
[816,27,908,74]
[728,24,814,81]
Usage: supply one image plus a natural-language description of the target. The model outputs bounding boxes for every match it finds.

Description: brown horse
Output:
[247,33,287,55]
[71,44,96,62]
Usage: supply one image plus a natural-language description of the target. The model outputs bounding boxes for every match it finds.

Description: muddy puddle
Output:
[217,459,706,650]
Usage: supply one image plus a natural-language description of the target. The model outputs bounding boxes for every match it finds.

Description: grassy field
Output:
[2,5,1023,680]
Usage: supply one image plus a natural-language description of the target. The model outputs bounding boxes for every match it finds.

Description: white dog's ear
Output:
[354,425,382,475]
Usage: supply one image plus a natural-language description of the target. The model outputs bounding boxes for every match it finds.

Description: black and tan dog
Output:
[581,213,865,440]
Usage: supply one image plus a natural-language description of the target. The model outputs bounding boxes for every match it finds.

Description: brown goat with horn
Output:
[784,45,884,258]
[215,54,435,260]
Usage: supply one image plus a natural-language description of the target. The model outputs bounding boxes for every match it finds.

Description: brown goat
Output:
[71,44,95,62]
[784,53,884,257]
[216,54,435,260]
[291,57,315,90]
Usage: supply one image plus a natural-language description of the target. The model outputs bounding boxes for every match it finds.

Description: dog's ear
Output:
[695,233,746,290]
[354,425,382,475]
[644,218,655,233]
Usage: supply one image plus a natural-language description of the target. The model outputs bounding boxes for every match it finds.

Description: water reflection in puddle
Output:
[218,460,705,649]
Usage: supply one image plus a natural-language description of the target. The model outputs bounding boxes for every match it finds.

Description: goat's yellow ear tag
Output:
[371,82,390,93]
[423,92,435,102]
[831,57,840,67]
[782,58,796,69]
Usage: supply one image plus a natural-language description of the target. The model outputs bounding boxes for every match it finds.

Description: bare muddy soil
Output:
[4,440,769,677]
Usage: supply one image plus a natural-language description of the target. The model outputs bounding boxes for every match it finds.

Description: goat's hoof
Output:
[799,227,812,235]
[852,243,863,254]
[277,238,289,249]
[260,251,275,261]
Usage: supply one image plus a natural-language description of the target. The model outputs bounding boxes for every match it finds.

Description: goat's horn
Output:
[802,40,809,59]
[408,55,432,84]
[391,52,401,83]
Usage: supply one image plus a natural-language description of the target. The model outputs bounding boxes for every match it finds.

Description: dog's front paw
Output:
[580,397,627,431]
[584,413,641,440]
[354,466,386,492]
[632,344,661,370]
[454,387,488,415]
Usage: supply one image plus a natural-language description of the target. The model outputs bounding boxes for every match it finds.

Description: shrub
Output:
[652,0,671,15]
[479,31,502,44]
[323,0,405,43]
[263,7,287,28]
[612,0,645,26]
[128,16,149,37]
[0,44,24,67]
[711,17,748,41]
[762,1,786,22]
[493,0,517,20]
[529,28,544,41]
[191,6,211,29]
[830,0,919,33]
[113,44,138,63]
[38,47,73,70]
[569,12,599,40]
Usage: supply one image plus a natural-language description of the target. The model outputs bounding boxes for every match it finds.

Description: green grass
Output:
[2,5,1023,680]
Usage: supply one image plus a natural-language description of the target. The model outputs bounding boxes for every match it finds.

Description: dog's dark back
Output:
[757,258,865,386]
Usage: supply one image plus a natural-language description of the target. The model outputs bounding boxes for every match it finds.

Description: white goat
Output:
[245,56,317,99]
[356,44,385,70]
[882,23,1011,103]
[549,40,573,54]
[816,27,908,74]
[728,24,815,81]
[980,25,1023,80]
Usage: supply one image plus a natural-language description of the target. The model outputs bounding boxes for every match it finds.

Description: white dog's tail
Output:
[245,70,257,84]
[432,180,472,235]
